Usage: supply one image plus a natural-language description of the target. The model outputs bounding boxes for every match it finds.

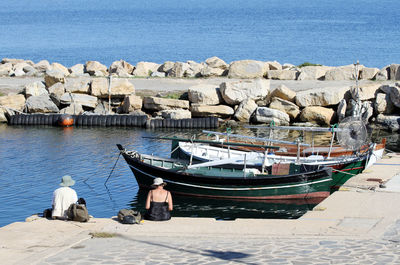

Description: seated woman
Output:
[144,178,173,221]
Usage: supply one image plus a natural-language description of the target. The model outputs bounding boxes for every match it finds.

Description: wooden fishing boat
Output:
[117,144,332,200]
[172,140,370,189]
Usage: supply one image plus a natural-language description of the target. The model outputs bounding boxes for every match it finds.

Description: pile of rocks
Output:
[0,73,399,131]
[0,57,399,131]
[1,57,400,81]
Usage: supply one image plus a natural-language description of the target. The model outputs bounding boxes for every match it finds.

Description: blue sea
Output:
[0,0,399,68]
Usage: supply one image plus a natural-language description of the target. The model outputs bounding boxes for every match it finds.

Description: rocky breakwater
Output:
[0,57,399,131]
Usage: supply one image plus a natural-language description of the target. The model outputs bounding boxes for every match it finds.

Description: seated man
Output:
[52,175,78,219]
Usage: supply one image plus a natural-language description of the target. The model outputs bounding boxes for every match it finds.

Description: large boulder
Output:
[24,81,48,98]
[132,62,160,77]
[376,114,400,132]
[375,66,389,81]
[119,95,143,113]
[269,84,296,102]
[1,58,25,65]
[143,96,189,111]
[220,79,269,105]
[0,63,12,76]
[350,83,381,101]
[190,104,234,118]
[0,107,9,123]
[252,107,290,125]
[375,93,394,114]
[59,103,84,115]
[266,61,282,71]
[91,78,135,98]
[295,86,349,107]
[60,93,98,109]
[390,84,400,108]
[300,106,334,126]
[205,56,228,69]
[110,60,134,76]
[268,97,300,120]
[158,61,175,73]
[389,64,400,80]
[0,94,26,111]
[51,63,70,76]
[185,61,204,78]
[85,61,108,76]
[233,98,258,122]
[44,69,66,88]
[325,64,360,80]
[228,60,269,78]
[265,70,299,80]
[25,94,59,113]
[360,67,379,80]
[69,64,85,76]
[200,66,224,77]
[13,62,32,77]
[34,60,51,73]
[48,83,65,107]
[297,66,332,80]
[188,84,221,105]
[167,62,190,78]
[64,77,91,94]
[160,109,192,119]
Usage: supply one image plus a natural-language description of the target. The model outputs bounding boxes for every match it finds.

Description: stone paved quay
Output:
[1,153,399,265]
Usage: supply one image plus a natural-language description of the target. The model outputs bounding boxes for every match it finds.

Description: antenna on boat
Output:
[108,73,112,114]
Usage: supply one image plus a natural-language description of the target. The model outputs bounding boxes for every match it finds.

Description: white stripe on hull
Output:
[129,164,331,191]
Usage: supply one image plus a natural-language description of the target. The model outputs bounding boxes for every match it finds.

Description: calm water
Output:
[0,0,399,68]
[1,124,398,227]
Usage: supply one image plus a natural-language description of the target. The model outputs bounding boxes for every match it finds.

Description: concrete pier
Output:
[1,153,400,264]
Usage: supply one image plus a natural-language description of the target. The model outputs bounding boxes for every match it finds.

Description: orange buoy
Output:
[58,114,74,127]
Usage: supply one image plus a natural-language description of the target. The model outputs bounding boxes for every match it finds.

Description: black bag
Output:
[117,209,141,224]
[67,203,89,222]
[43,208,52,219]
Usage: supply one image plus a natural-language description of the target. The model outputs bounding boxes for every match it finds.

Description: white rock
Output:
[64,77,91,94]
[69,64,85,76]
[265,70,299,80]
[234,98,258,122]
[300,106,335,126]
[143,96,189,111]
[133,62,160,77]
[59,103,84,115]
[44,69,66,88]
[188,84,221,105]
[24,81,47,98]
[295,86,350,107]
[351,83,381,101]
[91,78,135,98]
[60,93,98,109]
[0,63,12,76]
[266,61,282,70]
[298,66,332,80]
[34,60,51,72]
[269,97,300,120]
[269,84,296,102]
[252,107,290,125]
[25,94,59,113]
[220,79,270,105]
[228,60,269,78]
[160,109,192,119]
[190,104,234,118]
[51,62,70,76]
[85,61,108,76]
[205,56,228,69]
[167,62,190,78]
[48,83,65,107]
[360,67,379,80]
[389,64,400,80]
[376,114,400,132]
[120,95,143,113]
[0,94,26,111]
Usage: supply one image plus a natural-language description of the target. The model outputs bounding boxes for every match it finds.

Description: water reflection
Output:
[129,189,323,220]
[0,124,398,227]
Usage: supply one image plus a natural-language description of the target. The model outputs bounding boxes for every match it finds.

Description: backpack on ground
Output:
[67,203,89,222]
[117,209,141,224]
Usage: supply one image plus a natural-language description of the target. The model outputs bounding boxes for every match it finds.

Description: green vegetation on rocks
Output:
[297,62,322,68]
